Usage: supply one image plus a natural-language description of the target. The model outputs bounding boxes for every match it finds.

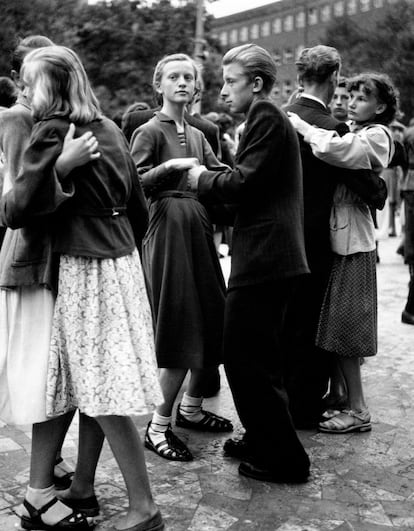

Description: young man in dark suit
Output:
[188,44,311,483]
[283,45,387,429]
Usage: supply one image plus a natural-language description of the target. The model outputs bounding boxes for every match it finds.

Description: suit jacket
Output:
[198,99,309,289]
[122,108,221,157]
[284,97,387,273]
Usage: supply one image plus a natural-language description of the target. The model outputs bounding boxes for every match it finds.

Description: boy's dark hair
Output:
[347,72,398,125]
[0,76,17,107]
[11,35,54,72]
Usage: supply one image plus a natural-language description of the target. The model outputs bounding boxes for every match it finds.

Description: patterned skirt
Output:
[315,251,377,358]
[46,250,163,418]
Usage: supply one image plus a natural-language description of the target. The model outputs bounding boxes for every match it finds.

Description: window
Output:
[230,28,238,44]
[284,15,293,32]
[347,0,357,14]
[251,23,259,39]
[308,8,318,25]
[321,4,331,22]
[220,31,228,46]
[261,20,271,37]
[334,1,344,16]
[239,26,249,42]
[283,48,294,63]
[296,11,305,28]
[272,17,282,34]
[360,0,370,11]
[272,49,281,66]
[282,79,292,99]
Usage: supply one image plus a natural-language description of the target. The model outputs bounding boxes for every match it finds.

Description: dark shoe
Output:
[21,498,90,530]
[292,417,319,430]
[202,368,221,398]
[108,510,164,530]
[397,245,405,257]
[223,438,252,460]
[402,309,414,325]
[238,461,309,484]
[59,495,99,518]
[54,458,74,491]
[144,422,193,462]
[176,405,233,432]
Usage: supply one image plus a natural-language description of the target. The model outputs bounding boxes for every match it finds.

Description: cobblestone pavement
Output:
[1,233,414,531]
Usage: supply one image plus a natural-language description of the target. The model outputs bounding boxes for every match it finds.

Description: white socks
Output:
[24,485,72,525]
[148,412,171,446]
[179,393,204,422]
[54,457,73,480]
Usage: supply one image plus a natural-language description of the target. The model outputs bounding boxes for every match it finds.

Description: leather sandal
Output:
[20,498,90,530]
[319,408,372,434]
[176,405,233,432]
[144,422,193,461]
[58,494,100,517]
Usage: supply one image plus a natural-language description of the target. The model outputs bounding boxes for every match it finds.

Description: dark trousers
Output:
[403,192,414,313]
[224,279,310,472]
[283,270,332,428]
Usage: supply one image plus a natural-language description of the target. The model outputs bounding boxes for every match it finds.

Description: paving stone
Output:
[1,235,414,529]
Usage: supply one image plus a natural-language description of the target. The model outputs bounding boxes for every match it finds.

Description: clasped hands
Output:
[166,157,206,191]
[56,123,100,179]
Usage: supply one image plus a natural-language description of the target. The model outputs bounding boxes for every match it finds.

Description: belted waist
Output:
[154,191,197,200]
[74,206,127,217]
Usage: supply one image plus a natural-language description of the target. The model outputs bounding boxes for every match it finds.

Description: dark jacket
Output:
[0,116,148,288]
[198,99,309,289]
[123,107,221,157]
[284,96,387,272]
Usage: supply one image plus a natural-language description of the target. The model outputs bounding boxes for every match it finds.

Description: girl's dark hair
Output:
[347,72,398,125]
[11,35,54,72]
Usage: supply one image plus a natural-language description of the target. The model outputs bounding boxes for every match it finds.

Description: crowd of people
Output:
[0,33,408,531]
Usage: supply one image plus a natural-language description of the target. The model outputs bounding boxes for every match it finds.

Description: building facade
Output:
[211,0,398,105]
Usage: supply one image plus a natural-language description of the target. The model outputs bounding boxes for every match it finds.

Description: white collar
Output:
[299,93,327,109]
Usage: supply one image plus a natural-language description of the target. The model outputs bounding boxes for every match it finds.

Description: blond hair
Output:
[223,44,277,94]
[152,53,199,104]
[21,45,102,124]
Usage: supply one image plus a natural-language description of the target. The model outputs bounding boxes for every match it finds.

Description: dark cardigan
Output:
[0,115,148,289]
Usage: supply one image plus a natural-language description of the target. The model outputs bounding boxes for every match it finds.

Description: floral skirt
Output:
[46,250,163,418]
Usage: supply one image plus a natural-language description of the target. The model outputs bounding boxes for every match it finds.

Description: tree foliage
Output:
[0,0,224,117]
[324,0,414,122]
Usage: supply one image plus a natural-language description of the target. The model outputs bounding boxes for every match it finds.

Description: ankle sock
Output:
[24,484,72,525]
[179,393,204,422]
[54,457,73,479]
[148,413,171,446]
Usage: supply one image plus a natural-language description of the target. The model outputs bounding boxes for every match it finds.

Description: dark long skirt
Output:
[316,250,377,358]
[142,193,226,369]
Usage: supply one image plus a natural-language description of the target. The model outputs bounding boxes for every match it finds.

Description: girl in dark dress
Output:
[131,53,232,462]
